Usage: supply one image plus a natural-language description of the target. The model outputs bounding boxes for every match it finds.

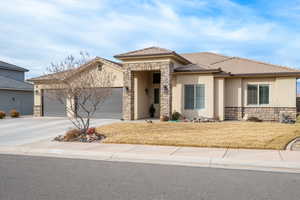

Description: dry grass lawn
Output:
[96,122,300,150]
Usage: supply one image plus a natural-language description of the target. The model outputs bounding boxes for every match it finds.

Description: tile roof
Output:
[0,60,28,72]
[114,46,174,57]
[0,75,33,91]
[180,52,300,75]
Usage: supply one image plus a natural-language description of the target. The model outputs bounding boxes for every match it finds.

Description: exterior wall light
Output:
[145,88,148,95]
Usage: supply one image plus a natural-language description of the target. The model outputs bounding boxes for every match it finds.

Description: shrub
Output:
[0,111,6,119]
[171,112,181,121]
[87,127,96,135]
[10,109,20,118]
[160,115,169,122]
[247,116,262,122]
[64,129,81,141]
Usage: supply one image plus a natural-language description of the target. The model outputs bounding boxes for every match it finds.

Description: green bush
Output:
[10,109,20,118]
[171,112,181,120]
[0,111,6,119]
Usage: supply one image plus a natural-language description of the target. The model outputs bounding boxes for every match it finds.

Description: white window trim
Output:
[184,84,205,110]
[247,84,270,106]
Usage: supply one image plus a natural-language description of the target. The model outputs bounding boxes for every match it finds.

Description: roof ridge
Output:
[210,57,235,65]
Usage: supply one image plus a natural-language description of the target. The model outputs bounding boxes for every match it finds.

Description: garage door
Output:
[0,90,33,115]
[77,88,123,119]
[43,90,66,117]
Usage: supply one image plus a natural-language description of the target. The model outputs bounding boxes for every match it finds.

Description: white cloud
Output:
[0,0,300,79]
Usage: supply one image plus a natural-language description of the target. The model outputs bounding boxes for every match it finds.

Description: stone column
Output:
[160,62,173,118]
[33,87,43,117]
[123,67,134,120]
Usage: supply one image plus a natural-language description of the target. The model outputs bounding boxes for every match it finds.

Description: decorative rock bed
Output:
[53,127,106,143]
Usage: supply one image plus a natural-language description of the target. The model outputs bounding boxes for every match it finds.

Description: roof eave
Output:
[174,69,221,74]
[214,72,300,78]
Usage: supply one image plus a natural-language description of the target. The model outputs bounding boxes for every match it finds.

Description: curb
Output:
[0,147,300,173]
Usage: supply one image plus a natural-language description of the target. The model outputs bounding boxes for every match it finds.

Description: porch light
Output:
[145,88,148,94]
[125,86,129,92]
[35,90,39,94]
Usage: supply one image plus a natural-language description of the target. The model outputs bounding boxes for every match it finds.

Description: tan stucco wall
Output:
[69,63,124,88]
[214,78,225,120]
[225,77,296,107]
[225,78,243,107]
[134,71,151,119]
[172,74,215,119]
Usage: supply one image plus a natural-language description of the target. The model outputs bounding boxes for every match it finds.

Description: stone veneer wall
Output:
[122,61,173,120]
[33,105,42,117]
[225,107,296,121]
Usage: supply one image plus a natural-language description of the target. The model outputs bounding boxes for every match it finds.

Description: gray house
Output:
[0,60,33,115]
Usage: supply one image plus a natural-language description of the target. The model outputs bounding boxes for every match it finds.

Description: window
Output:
[259,84,269,104]
[247,85,258,105]
[153,73,161,84]
[247,84,269,105]
[184,84,205,109]
[154,88,160,104]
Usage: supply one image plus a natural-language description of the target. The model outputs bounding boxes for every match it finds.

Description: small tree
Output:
[45,52,115,134]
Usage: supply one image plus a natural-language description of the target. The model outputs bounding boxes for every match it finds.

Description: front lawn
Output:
[96,122,300,150]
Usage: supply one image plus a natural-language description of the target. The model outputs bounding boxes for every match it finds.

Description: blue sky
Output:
[1,0,300,78]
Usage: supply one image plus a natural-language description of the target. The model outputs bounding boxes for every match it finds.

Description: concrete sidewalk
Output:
[1,140,300,173]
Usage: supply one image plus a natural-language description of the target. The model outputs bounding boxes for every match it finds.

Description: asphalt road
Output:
[0,154,300,200]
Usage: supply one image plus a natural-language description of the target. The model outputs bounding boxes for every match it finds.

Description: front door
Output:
[153,87,160,118]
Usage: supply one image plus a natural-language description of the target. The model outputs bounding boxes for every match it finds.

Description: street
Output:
[0,154,300,200]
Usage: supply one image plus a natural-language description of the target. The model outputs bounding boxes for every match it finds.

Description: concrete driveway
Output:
[0,117,118,146]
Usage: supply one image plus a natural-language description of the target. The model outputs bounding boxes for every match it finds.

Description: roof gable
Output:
[28,57,122,82]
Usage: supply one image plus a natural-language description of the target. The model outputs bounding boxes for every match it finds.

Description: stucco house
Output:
[0,60,33,115]
[29,47,300,121]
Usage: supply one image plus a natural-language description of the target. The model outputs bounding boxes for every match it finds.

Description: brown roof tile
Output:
[115,46,174,57]
[181,52,300,74]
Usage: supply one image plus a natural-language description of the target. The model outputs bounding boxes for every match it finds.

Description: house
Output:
[0,60,33,115]
[28,47,300,121]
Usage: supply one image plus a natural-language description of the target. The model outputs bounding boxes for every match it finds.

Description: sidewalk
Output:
[1,139,300,173]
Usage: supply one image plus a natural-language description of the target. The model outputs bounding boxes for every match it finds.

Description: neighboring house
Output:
[28,47,300,121]
[0,60,33,115]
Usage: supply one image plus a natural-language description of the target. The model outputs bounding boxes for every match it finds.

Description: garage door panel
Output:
[77,88,122,119]
[43,90,66,117]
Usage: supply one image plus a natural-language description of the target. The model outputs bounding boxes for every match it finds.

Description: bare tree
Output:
[45,52,115,133]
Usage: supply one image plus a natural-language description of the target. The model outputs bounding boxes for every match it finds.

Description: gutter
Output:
[215,72,300,78]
